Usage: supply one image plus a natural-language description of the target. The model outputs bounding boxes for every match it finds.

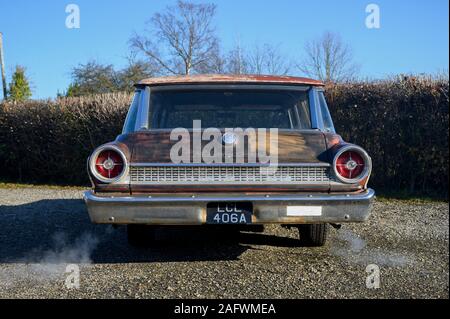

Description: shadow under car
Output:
[0,198,302,264]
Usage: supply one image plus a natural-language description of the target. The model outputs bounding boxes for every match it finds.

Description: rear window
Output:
[149,89,311,129]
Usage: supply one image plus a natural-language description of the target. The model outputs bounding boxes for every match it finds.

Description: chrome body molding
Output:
[309,88,322,130]
[135,86,151,131]
[84,188,375,225]
[129,162,331,167]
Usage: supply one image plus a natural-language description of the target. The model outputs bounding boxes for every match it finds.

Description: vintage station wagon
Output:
[84,75,375,246]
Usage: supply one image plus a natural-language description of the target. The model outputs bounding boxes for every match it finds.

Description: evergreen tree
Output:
[8,66,32,101]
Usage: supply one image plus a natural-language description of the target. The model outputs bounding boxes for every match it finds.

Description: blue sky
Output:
[0,0,448,99]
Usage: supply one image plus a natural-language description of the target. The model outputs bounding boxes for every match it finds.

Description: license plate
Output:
[206,202,253,224]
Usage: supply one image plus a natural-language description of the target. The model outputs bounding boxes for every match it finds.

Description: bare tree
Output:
[248,44,291,75]
[195,42,226,74]
[247,44,264,75]
[298,32,359,83]
[226,42,291,76]
[130,1,219,75]
[226,41,250,75]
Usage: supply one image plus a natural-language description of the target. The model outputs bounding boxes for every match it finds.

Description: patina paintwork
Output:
[118,130,328,164]
[138,74,324,87]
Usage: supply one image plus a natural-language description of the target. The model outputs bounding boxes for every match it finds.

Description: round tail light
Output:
[89,146,128,183]
[333,146,371,184]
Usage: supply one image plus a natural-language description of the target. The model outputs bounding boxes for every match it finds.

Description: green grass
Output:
[375,190,448,203]
[376,195,448,204]
[0,182,87,191]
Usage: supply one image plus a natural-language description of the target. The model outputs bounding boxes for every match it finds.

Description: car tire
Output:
[127,225,157,247]
[298,224,328,247]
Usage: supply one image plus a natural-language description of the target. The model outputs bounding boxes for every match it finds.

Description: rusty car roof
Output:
[137,74,324,87]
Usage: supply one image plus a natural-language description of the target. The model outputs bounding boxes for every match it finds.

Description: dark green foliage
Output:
[65,60,155,97]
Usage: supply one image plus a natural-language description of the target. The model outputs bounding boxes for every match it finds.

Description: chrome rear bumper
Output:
[83,189,375,225]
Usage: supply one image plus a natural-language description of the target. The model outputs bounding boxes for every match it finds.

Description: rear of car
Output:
[84,75,375,246]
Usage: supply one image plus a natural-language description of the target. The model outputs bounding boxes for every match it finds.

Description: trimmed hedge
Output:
[0,93,132,185]
[326,76,448,197]
[0,77,448,197]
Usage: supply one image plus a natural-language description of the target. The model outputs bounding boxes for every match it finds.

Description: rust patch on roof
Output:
[137,74,324,86]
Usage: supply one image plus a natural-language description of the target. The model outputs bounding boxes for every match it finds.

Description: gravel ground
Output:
[0,187,448,299]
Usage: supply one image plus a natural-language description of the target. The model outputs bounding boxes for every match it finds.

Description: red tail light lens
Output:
[95,150,124,179]
[333,146,371,183]
[335,151,365,179]
[89,146,127,183]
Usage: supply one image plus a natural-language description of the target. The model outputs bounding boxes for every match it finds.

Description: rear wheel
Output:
[127,225,157,247]
[297,224,328,247]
